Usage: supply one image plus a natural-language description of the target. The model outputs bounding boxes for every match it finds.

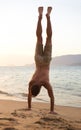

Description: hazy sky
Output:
[0,0,81,66]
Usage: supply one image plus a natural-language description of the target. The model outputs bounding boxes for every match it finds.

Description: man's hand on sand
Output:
[49,111,57,114]
[27,108,31,111]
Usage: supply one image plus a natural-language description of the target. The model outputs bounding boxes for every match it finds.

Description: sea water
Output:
[0,66,81,108]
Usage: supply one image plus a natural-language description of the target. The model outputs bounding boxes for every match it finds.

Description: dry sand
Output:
[0,100,81,130]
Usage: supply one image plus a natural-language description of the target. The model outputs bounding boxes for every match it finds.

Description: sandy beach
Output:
[0,100,81,130]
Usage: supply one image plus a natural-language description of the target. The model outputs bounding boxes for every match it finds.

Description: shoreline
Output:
[0,99,81,130]
[0,95,81,108]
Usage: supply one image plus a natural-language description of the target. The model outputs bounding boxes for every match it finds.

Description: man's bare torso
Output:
[31,66,50,85]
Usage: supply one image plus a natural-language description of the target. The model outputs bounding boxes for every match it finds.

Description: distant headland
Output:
[51,54,81,66]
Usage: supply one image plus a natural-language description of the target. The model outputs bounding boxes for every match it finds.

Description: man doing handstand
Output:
[28,7,55,114]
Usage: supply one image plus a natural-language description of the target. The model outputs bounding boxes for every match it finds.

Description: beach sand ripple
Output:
[0,100,81,130]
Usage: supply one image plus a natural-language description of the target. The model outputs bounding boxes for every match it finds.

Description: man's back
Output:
[31,66,50,84]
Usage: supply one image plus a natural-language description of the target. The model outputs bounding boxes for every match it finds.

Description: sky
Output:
[0,0,81,66]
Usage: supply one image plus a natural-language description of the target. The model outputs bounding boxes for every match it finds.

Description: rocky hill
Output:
[51,54,81,66]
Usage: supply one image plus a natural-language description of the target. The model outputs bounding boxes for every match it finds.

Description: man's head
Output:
[31,85,41,97]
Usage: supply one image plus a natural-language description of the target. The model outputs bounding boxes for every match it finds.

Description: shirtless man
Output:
[28,7,55,114]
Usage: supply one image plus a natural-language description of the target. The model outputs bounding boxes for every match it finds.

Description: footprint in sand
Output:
[11,108,32,119]
[35,116,75,130]
[0,117,19,130]
[0,118,16,121]
[11,110,27,119]
[4,128,17,130]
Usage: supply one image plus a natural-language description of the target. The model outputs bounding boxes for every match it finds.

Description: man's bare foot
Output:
[47,7,52,16]
[38,7,43,15]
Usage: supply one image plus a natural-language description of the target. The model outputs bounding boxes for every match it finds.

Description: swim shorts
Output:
[35,43,52,67]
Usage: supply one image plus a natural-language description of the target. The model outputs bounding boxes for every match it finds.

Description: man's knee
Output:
[37,37,42,44]
[47,31,52,38]
[46,37,52,44]
[47,28,52,38]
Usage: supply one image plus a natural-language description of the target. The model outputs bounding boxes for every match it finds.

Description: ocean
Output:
[0,66,81,108]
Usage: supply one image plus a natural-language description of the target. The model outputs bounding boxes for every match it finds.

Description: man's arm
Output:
[44,82,55,113]
[28,83,32,110]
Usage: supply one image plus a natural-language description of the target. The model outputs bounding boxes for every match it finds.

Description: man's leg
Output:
[35,7,43,57]
[46,7,52,44]
[44,7,52,62]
